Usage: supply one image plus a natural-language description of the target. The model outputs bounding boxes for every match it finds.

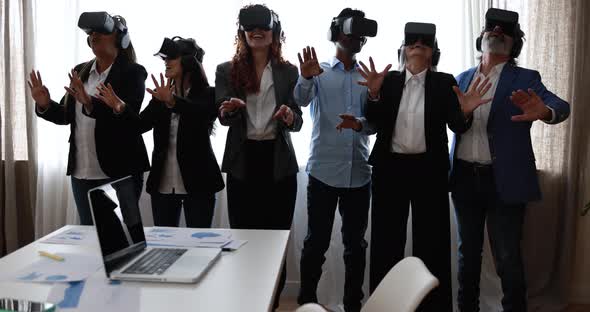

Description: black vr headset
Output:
[476,8,524,58]
[398,22,441,66]
[78,12,130,49]
[154,37,204,73]
[327,15,377,42]
[238,5,282,39]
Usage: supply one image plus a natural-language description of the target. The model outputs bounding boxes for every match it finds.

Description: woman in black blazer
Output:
[215,5,301,310]
[355,23,490,311]
[29,12,149,225]
[139,37,224,228]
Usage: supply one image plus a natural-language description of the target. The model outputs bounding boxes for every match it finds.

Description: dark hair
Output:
[115,15,137,63]
[120,41,137,63]
[230,4,288,94]
[178,55,214,134]
[337,8,365,19]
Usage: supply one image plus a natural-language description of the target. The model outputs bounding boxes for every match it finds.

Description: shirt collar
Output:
[405,68,427,84]
[476,61,507,77]
[90,60,113,77]
[329,56,358,70]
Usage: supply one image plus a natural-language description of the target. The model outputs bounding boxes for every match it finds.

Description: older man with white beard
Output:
[449,8,570,312]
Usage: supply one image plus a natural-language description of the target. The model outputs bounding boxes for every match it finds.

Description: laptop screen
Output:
[87,176,146,276]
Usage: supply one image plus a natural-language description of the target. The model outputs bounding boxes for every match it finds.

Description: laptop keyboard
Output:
[122,248,187,275]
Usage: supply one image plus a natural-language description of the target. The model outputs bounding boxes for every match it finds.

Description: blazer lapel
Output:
[391,70,406,126]
[460,67,477,93]
[271,60,283,111]
[488,64,517,124]
[424,70,435,149]
[104,56,124,90]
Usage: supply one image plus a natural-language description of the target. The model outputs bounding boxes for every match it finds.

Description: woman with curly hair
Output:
[215,4,301,309]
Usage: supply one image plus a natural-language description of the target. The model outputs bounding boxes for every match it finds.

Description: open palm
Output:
[28,70,50,108]
[298,46,323,79]
[357,57,392,98]
[452,76,492,115]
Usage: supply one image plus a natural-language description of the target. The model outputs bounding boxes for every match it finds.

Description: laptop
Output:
[87,176,221,283]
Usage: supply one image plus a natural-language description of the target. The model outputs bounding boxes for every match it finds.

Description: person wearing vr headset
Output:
[450,8,569,311]
[28,12,149,225]
[356,22,492,311]
[293,8,378,312]
[214,4,302,310]
[137,37,224,228]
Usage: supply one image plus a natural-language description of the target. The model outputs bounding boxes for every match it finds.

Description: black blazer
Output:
[139,86,225,195]
[215,60,302,181]
[35,54,150,178]
[366,70,470,171]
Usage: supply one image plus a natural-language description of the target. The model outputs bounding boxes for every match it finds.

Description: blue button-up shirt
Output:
[294,56,374,188]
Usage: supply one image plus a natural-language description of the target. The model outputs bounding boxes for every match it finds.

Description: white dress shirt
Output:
[158,88,190,194]
[72,61,112,179]
[457,62,506,164]
[391,68,427,154]
[245,62,277,140]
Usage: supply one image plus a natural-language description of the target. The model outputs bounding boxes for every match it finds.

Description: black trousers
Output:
[151,192,216,228]
[370,153,452,312]
[452,159,527,312]
[226,139,297,311]
[298,175,370,312]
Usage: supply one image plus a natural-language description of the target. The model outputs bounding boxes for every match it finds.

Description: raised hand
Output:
[95,83,125,113]
[357,57,392,99]
[64,69,91,106]
[28,70,50,109]
[336,114,362,132]
[146,73,174,106]
[452,76,492,116]
[510,88,551,122]
[297,46,323,79]
[273,104,294,127]
[219,97,246,116]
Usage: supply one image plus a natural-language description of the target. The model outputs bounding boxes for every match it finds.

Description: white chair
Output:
[295,303,328,312]
[361,256,439,312]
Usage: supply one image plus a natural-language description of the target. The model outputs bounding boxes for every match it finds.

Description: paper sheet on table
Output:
[145,227,232,248]
[47,277,140,312]
[40,228,97,246]
[10,253,102,283]
[222,240,248,251]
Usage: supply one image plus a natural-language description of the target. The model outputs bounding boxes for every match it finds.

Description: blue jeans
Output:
[451,160,527,312]
[71,174,144,225]
[150,192,216,228]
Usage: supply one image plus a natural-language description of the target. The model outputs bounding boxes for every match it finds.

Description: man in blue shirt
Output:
[294,8,380,312]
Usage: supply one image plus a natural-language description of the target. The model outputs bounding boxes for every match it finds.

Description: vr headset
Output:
[154,37,204,62]
[483,8,520,37]
[399,22,441,66]
[78,12,130,49]
[238,5,281,38]
[328,15,378,42]
[476,8,524,58]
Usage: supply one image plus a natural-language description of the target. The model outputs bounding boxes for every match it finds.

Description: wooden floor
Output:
[278,298,590,312]
[567,305,590,312]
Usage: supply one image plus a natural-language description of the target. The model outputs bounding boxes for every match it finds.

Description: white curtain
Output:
[0,0,37,253]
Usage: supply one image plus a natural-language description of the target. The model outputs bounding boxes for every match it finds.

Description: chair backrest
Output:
[361,257,439,312]
[295,303,328,312]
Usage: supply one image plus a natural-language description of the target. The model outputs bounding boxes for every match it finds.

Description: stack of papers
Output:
[41,228,97,246]
[10,253,102,283]
[41,227,248,251]
[144,227,233,248]
[47,277,140,312]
